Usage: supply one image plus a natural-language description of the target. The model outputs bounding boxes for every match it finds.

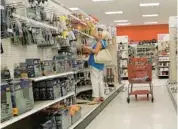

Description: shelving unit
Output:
[157,33,170,78]
[31,71,75,82]
[136,44,155,63]
[0,92,75,129]
[167,16,177,111]
[116,36,129,79]
[1,0,121,129]
[157,55,170,77]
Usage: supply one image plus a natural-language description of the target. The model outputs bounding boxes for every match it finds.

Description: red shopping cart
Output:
[127,58,154,103]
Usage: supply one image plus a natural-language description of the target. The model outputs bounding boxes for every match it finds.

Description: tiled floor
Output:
[86,79,177,129]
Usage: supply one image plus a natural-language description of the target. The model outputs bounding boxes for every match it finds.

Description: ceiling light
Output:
[92,0,113,2]
[114,20,128,23]
[117,23,131,26]
[144,22,158,24]
[69,7,79,11]
[105,11,123,14]
[140,3,160,7]
[142,14,158,17]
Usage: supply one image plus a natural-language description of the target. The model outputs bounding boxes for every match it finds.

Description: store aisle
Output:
[86,79,177,129]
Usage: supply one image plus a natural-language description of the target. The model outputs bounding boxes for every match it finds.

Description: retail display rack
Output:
[116,36,129,79]
[157,34,170,78]
[136,44,155,63]
[0,0,120,129]
[167,16,177,111]
[157,55,170,77]
[0,0,95,128]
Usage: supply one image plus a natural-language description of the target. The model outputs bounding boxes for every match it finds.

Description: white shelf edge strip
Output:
[74,29,94,39]
[12,13,58,31]
[0,92,75,129]
[31,71,74,82]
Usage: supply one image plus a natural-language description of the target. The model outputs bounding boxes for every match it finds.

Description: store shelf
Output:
[158,60,170,62]
[0,92,75,129]
[31,71,74,82]
[158,75,169,77]
[51,0,87,26]
[74,29,94,39]
[158,66,169,68]
[12,13,58,30]
[76,85,92,95]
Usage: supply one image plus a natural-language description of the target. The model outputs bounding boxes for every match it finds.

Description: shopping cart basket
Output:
[127,58,154,103]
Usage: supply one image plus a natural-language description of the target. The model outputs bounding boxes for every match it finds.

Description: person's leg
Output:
[90,67,100,103]
[99,70,106,100]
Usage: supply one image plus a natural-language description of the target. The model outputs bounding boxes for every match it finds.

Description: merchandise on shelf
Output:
[41,60,54,76]
[117,36,129,79]
[158,34,170,55]
[10,79,34,116]
[1,83,13,122]
[1,66,11,82]
[157,55,170,77]
[33,76,75,101]
[70,105,81,124]
[26,58,42,78]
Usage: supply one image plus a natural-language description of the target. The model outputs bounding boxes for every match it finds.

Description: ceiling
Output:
[59,0,177,26]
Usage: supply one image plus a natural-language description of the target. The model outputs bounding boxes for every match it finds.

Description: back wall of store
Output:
[117,24,169,42]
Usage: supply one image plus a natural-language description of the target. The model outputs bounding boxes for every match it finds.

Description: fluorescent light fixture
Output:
[117,23,131,26]
[140,3,160,7]
[69,7,79,11]
[144,22,158,24]
[92,0,113,2]
[142,14,158,17]
[114,20,128,23]
[105,11,123,14]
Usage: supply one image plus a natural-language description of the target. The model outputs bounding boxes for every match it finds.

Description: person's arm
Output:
[88,23,101,41]
[83,41,102,54]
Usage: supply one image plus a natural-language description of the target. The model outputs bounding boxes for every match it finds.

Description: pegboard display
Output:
[1,38,57,77]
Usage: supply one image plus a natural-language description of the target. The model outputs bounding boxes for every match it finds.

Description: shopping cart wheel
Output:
[127,97,130,103]
[151,97,154,103]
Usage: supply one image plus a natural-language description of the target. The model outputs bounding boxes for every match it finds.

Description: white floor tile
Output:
[86,79,177,129]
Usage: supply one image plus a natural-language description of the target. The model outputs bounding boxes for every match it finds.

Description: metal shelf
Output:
[31,71,74,82]
[0,92,75,129]
[158,75,169,77]
[158,60,170,62]
[76,85,92,95]
[158,66,169,68]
